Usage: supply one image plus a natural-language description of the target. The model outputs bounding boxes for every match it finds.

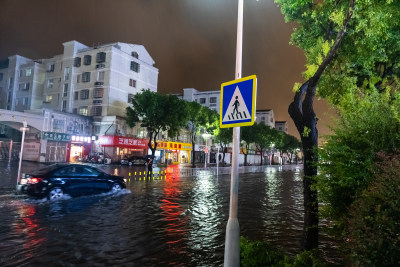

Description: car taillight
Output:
[28,178,42,184]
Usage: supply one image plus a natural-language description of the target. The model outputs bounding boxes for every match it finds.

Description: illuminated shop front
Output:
[69,135,92,162]
[99,135,149,162]
[42,132,71,163]
[156,141,192,164]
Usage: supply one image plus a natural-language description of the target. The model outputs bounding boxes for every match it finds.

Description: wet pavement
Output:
[0,160,338,266]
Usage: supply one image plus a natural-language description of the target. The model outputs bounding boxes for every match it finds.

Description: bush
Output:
[240,237,328,267]
[240,237,289,267]
[346,152,400,266]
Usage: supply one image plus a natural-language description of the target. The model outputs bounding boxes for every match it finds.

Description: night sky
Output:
[0,0,332,138]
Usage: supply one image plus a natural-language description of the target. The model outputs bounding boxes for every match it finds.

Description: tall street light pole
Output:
[17,119,28,185]
[224,0,243,266]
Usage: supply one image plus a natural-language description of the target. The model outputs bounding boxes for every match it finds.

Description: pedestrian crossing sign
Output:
[220,75,257,128]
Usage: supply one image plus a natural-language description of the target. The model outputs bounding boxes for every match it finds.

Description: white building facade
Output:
[0,41,159,163]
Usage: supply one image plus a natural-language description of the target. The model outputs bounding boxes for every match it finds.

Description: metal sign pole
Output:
[224,0,243,266]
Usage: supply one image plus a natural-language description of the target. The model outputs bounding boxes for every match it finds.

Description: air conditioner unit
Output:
[96,64,105,69]
[94,81,104,86]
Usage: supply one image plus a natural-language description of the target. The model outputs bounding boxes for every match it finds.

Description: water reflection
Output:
[0,163,339,266]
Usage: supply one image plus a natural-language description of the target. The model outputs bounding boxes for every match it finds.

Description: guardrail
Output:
[125,165,282,181]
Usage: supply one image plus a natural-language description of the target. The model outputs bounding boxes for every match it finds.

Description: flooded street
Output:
[0,161,336,266]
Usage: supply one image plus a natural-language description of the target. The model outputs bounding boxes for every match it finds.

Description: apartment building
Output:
[178,88,221,113]
[0,55,45,112]
[255,109,275,128]
[275,121,288,134]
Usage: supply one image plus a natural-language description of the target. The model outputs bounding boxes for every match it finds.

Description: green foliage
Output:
[240,237,289,267]
[346,152,400,266]
[240,237,327,267]
[318,90,400,220]
[125,89,188,149]
[185,101,210,144]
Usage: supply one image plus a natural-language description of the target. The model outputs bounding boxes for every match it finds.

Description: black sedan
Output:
[18,164,126,200]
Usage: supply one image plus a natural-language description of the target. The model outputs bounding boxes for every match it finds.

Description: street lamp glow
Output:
[203,133,211,169]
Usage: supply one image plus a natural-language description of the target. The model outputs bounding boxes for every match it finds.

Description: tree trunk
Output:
[288,0,354,250]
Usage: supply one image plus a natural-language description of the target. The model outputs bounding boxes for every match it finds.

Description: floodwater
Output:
[0,160,338,266]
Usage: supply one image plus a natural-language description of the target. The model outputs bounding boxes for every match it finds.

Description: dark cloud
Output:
[0,0,332,137]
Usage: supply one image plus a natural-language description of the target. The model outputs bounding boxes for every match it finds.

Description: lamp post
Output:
[224,0,243,266]
[203,133,211,169]
[17,119,28,185]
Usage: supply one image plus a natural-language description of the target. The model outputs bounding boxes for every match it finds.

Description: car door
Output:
[52,166,89,196]
[79,166,109,193]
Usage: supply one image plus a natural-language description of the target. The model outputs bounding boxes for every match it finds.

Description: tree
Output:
[253,123,277,166]
[185,101,210,167]
[275,133,302,164]
[126,89,188,162]
[215,126,232,166]
[241,125,257,166]
[275,0,355,250]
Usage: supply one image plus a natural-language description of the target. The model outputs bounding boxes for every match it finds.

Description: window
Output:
[79,106,88,116]
[129,79,136,87]
[210,97,217,103]
[128,93,134,103]
[97,71,105,81]
[62,100,67,112]
[0,73,3,81]
[131,51,138,59]
[7,91,12,103]
[84,55,92,65]
[96,52,106,63]
[199,98,206,104]
[76,74,80,83]
[91,106,102,116]
[47,79,54,88]
[64,67,70,80]
[93,100,102,105]
[26,68,32,77]
[130,61,140,72]
[82,72,91,83]
[19,70,24,77]
[23,97,29,106]
[261,117,265,121]
[74,91,79,100]
[19,83,29,90]
[63,84,68,97]
[45,95,53,102]
[270,118,273,123]
[93,88,104,98]
[80,89,89,100]
[74,57,81,67]
[47,63,55,72]
[8,77,13,89]
[73,108,77,114]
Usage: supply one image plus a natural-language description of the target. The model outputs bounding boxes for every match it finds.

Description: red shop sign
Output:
[99,135,149,149]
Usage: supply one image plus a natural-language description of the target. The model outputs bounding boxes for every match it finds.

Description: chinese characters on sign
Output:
[42,132,71,142]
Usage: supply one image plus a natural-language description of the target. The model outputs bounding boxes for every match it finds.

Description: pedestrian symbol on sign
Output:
[220,75,257,128]
[222,86,251,122]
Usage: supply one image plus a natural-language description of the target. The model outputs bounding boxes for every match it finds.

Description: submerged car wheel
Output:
[47,186,64,200]
[111,183,122,192]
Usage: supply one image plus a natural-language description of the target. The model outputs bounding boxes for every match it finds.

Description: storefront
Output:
[69,135,92,162]
[99,135,149,162]
[156,141,192,164]
[42,132,71,163]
